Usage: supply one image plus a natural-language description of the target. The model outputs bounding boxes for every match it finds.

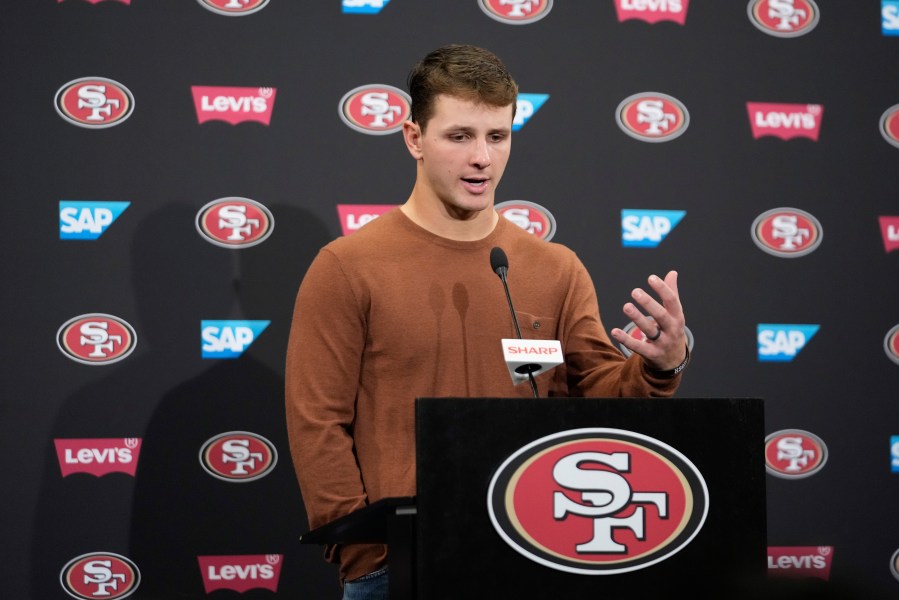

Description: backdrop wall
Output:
[3,1,898,598]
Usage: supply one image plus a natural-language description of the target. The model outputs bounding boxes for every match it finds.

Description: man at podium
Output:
[285,44,690,599]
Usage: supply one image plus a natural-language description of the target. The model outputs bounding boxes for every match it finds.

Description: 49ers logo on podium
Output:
[488,428,708,574]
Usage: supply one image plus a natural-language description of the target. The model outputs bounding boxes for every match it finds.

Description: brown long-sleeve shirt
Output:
[285,208,680,582]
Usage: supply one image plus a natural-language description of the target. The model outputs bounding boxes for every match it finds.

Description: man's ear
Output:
[403,120,423,160]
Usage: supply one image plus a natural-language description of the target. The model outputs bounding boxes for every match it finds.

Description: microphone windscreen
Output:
[490,246,509,275]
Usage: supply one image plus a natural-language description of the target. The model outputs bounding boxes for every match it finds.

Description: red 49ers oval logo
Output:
[196,0,269,16]
[55,77,134,129]
[488,428,708,574]
[195,197,274,248]
[57,314,137,365]
[496,200,557,241]
[479,0,553,24]
[339,84,411,135]
[880,104,899,149]
[60,552,140,599]
[751,207,822,258]
[747,0,819,38]
[764,429,827,479]
[199,431,278,482]
[616,92,689,143]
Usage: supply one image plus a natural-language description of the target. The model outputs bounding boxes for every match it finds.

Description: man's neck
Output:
[401,193,499,241]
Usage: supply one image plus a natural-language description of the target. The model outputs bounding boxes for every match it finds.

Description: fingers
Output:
[610,270,686,362]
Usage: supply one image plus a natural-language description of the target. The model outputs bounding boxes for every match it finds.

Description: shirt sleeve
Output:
[285,248,370,533]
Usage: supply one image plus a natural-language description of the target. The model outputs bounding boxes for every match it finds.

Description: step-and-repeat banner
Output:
[3,1,898,598]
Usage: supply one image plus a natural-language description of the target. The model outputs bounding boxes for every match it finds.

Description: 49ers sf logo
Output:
[747,0,819,38]
[339,84,411,135]
[55,77,134,129]
[195,197,274,248]
[616,92,689,143]
[751,207,822,258]
[199,431,278,482]
[880,104,899,149]
[479,0,553,24]
[496,200,557,241]
[197,0,269,16]
[764,429,828,479]
[488,428,708,574]
[60,552,140,599]
[57,314,137,365]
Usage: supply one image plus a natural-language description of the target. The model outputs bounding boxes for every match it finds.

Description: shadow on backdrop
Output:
[30,202,337,599]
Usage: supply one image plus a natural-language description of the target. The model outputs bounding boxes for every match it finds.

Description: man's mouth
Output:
[462,177,488,190]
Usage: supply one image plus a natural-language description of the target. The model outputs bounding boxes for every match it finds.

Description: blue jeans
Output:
[342,566,389,600]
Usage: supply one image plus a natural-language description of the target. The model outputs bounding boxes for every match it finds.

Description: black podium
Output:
[301,397,766,599]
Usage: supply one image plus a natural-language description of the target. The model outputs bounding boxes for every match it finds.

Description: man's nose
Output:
[470,138,491,167]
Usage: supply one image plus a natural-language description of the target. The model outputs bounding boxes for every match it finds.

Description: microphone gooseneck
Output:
[491,247,524,340]
[490,246,539,397]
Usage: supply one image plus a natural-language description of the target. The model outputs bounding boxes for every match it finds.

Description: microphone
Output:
[489,247,563,397]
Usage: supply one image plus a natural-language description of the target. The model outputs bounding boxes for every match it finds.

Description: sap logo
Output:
[60,201,130,240]
[757,324,819,362]
[201,320,270,358]
[342,0,390,13]
[513,94,549,131]
[884,1,899,35]
[621,209,685,247]
[891,436,899,473]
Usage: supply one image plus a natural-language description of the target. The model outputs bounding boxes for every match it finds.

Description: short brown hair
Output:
[406,44,519,129]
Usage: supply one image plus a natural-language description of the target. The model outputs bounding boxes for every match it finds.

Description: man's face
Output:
[406,94,514,217]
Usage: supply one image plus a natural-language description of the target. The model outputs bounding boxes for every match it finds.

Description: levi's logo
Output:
[336,204,397,235]
[768,546,834,580]
[615,0,688,24]
[880,216,899,252]
[57,0,131,3]
[747,102,823,141]
[55,438,141,477]
[192,86,276,125]
[198,554,282,593]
